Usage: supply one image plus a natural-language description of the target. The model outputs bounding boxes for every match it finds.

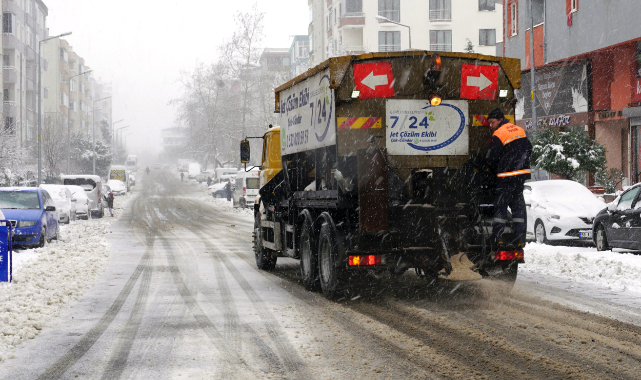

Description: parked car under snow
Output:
[524,180,606,244]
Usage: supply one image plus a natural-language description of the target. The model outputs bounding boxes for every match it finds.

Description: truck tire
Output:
[254,212,276,270]
[317,214,345,300]
[299,214,319,291]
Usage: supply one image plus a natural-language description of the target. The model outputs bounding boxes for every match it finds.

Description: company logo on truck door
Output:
[386,100,469,156]
[280,69,336,155]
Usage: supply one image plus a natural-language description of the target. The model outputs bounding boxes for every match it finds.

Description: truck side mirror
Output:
[240,140,250,163]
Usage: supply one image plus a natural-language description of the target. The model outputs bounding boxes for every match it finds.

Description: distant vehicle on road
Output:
[234,168,259,208]
[40,184,76,223]
[65,185,90,220]
[593,182,641,251]
[0,187,59,247]
[107,180,127,196]
[524,180,605,244]
[61,175,104,218]
[188,163,201,179]
[209,182,234,198]
[125,155,138,172]
[108,166,130,191]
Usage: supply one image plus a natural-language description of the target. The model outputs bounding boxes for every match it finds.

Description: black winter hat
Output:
[488,108,505,120]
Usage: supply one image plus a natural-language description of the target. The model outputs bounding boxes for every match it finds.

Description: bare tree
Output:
[38,114,67,179]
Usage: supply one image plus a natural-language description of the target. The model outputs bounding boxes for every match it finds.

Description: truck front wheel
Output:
[254,212,276,270]
[299,215,319,291]
[317,215,345,300]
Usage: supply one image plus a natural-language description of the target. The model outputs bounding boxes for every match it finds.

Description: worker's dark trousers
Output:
[491,179,526,243]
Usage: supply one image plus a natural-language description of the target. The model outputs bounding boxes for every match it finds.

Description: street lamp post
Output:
[115,125,129,164]
[112,119,124,157]
[38,31,72,185]
[92,96,111,175]
[375,15,411,49]
[66,69,92,174]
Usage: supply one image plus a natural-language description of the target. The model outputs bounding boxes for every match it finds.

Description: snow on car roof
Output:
[0,187,39,192]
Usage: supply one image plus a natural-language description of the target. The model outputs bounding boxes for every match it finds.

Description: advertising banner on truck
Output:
[280,69,336,155]
[386,100,469,155]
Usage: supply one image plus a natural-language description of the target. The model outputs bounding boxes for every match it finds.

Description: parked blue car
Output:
[0,187,59,248]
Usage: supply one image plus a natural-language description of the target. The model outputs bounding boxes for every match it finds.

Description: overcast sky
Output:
[44,0,309,156]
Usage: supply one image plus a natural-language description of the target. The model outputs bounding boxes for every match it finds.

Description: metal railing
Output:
[430,44,452,52]
[429,9,452,21]
[379,44,400,52]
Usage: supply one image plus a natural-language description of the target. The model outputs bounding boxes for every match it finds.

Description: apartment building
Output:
[41,37,112,143]
[289,35,310,79]
[2,0,48,149]
[309,0,503,66]
[500,0,641,185]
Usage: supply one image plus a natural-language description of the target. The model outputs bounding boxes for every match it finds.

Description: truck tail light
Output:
[243,187,246,196]
[494,250,524,261]
[348,255,382,266]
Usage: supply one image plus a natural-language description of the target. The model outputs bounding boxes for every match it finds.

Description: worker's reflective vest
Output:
[487,122,532,180]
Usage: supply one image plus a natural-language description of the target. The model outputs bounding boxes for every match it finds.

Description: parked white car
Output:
[65,185,90,220]
[40,184,76,223]
[107,180,127,196]
[524,180,606,244]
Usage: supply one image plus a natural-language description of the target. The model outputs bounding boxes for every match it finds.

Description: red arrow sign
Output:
[353,62,395,99]
[460,64,499,101]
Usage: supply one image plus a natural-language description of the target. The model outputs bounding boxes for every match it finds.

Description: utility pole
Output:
[529,0,537,130]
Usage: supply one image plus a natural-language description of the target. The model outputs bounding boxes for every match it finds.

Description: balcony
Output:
[2,34,19,49]
[429,9,452,22]
[430,44,452,52]
[3,101,17,118]
[3,66,17,83]
[340,13,365,28]
[343,46,366,54]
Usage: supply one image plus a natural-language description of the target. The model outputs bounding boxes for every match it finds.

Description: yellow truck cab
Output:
[260,126,282,189]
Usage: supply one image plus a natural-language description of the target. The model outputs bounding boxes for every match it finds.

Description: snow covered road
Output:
[1,171,640,379]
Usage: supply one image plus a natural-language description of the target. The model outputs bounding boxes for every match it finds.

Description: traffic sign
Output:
[460,64,499,101]
[353,62,395,99]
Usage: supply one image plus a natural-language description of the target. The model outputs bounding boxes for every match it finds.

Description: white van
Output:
[188,163,201,179]
[61,175,104,218]
[109,165,130,191]
[234,168,260,208]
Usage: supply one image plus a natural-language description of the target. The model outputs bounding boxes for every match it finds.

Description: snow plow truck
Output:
[240,51,524,299]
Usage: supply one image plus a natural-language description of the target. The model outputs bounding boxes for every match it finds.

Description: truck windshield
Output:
[0,191,41,209]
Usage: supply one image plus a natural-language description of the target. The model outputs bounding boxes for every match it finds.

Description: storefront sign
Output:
[518,62,589,120]
[521,112,590,130]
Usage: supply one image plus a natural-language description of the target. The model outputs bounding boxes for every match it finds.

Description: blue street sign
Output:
[0,220,13,283]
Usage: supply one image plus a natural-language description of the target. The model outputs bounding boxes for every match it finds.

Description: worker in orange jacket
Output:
[486,108,532,249]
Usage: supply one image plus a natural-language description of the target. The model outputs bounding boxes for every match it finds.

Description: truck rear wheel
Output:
[299,214,319,291]
[254,212,276,270]
[317,215,345,300]
[483,261,518,292]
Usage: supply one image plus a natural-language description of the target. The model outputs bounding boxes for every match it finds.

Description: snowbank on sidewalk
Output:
[522,243,641,292]
[0,205,124,362]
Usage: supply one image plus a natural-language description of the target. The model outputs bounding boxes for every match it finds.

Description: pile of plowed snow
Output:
[0,200,127,362]
[522,243,641,292]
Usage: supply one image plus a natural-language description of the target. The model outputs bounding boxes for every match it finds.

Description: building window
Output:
[479,0,495,11]
[429,0,451,21]
[430,30,452,52]
[3,13,13,34]
[479,29,496,46]
[59,48,68,62]
[44,87,48,98]
[378,0,400,22]
[3,55,9,66]
[4,117,14,133]
[510,2,518,36]
[378,31,400,52]
[3,88,9,101]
